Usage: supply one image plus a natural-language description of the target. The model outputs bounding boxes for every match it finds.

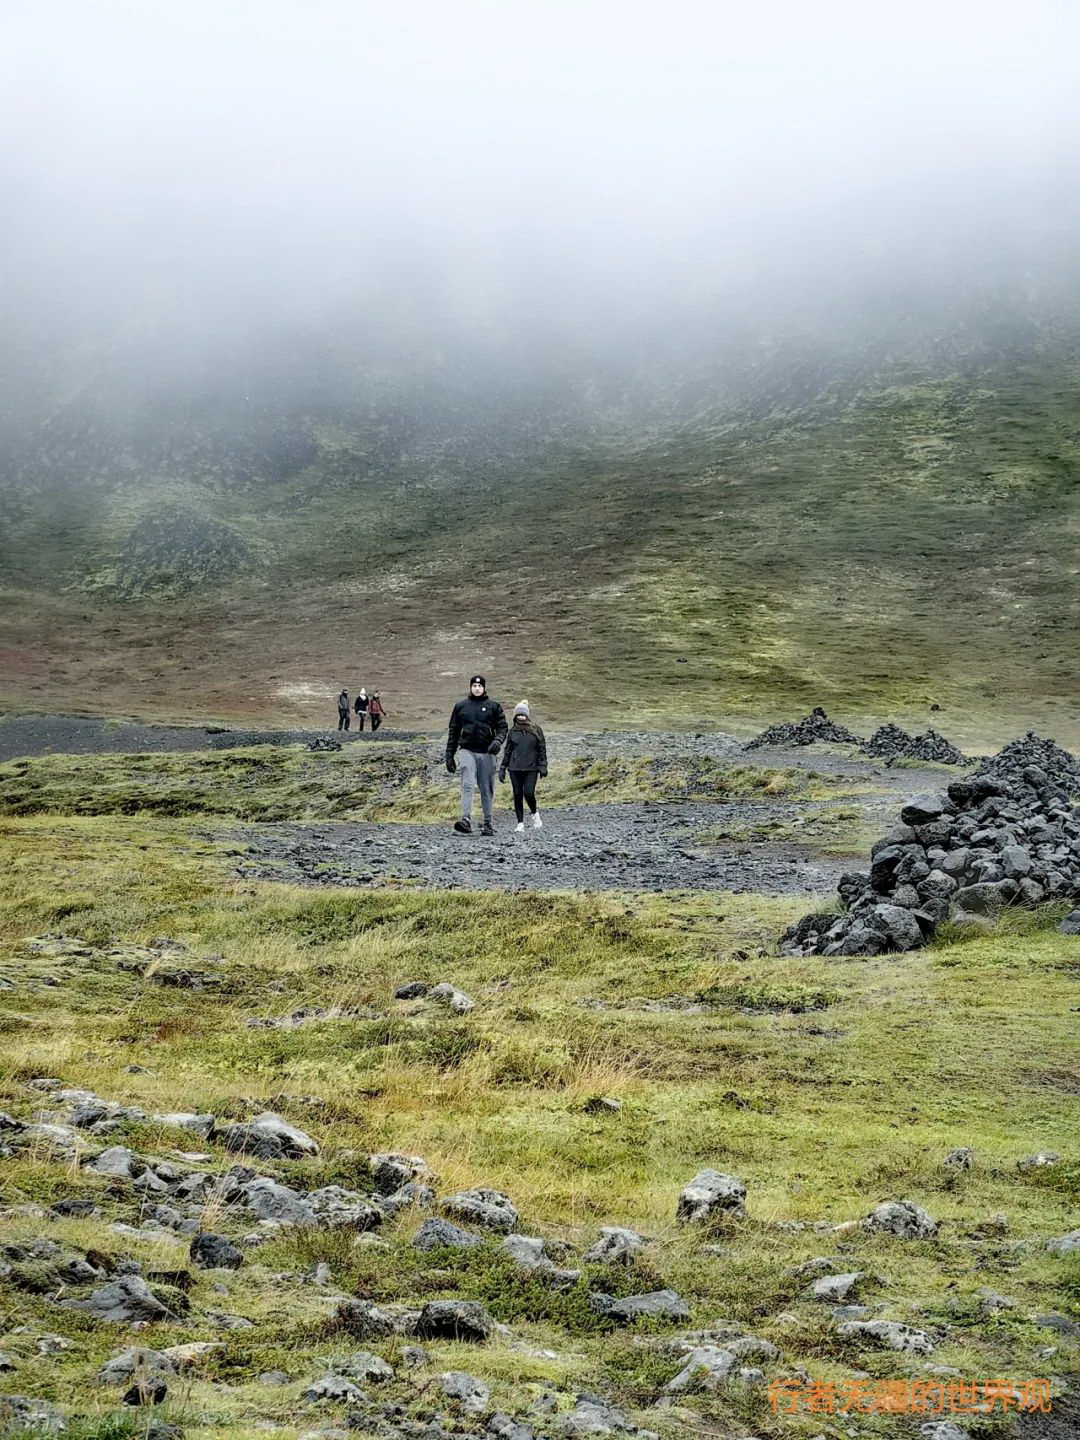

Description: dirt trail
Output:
[2,713,955,895]
[225,800,849,895]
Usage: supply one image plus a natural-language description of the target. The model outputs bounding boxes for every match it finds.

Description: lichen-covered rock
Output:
[413,1217,483,1251]
[243,1177,316,1226]
[65,1275,171,1323]
[442,1187,518,1233]
[440,1370,490,1413]
[592,1289,689,1324]
[331,1299,396,1339]
[809,1271,864,1301]
[216,1111,319,1160]
[307,1186,383,1231]
[862,1201,938,1239]
[837,1318,934,1353]
[96,1348,175,1386]
[676,1169,746,1223]
[662,1345,738,1393]
[583,1227,645,1264]
[301,1374,367,1404]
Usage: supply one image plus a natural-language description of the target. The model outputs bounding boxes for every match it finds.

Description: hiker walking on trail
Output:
[445,674,507,836]
[499,700,547,832]
[353,688,368,729]
[369,692,386,732]
[336,689,350,731]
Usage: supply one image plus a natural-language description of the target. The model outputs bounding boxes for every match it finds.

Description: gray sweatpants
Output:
[458,749,495,826]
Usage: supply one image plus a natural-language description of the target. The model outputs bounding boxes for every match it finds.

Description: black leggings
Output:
[370,714,382,732]
[338,711,350,731]
[509,770,538,820]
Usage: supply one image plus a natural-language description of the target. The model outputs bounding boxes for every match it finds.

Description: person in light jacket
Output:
[498,700,547,831]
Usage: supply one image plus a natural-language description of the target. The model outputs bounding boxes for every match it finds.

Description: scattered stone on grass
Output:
[837,1319,935,1353]
[440,1371,491,1414]
[862,1201,938,1239]
[442,1188,518,1233]
[189,1233,244,1270]
[415,1300,494,1342]
[677,1169,746,1223]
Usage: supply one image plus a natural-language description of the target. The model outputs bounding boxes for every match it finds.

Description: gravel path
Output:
[226,800,849,895]
[3,713,961,896]
[0,714,419,761]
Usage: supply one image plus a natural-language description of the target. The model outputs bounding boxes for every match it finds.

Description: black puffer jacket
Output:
[446,693,508,761]
[499,722,547,776]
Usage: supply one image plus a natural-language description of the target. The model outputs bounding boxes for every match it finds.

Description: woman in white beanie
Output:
[498,701,548,831]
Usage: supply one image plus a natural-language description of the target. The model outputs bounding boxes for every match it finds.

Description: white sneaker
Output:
[515,821,525,833]
[533,812,543,829]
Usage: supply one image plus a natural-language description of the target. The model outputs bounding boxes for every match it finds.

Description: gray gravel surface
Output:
[2,713,963,895]
[226,801,849,895]
[0,714,419,761]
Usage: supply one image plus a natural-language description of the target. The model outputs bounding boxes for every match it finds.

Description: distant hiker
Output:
[369,692,386,732]
[499,700,547,832]
[354,688,369,729]
[445,674,508,836]
[337,689,350,731]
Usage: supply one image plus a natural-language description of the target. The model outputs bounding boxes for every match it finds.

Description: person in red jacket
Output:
[368,692,386,732]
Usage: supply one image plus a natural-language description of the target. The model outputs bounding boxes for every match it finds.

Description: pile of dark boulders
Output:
[973,730,1080,793]
[746,707,862,748]
[781,732,1080,956]
[747,708,970,765]
[862,723,967,766]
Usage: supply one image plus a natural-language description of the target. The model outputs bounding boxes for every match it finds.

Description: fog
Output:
[3,0,1080,426]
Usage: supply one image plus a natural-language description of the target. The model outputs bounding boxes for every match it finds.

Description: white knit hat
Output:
[514,700,530,717]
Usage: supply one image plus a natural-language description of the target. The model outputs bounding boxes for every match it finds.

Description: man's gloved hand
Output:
[487,740,502,754]
[445,757,456,774]
[498,770,507,784]
[540,769,548,779]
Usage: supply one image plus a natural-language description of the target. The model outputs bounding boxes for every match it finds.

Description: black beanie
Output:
[470,674,486,688]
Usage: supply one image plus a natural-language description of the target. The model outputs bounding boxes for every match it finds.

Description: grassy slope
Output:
[0,807,1077,1437]
[1,345,1077,746]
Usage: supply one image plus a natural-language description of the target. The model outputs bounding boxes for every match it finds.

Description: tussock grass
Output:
[0,746,852,824]
[0,811,1077,1437]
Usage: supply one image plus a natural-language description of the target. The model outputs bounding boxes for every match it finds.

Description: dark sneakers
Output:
[453,817,472,835]
[480,822,495,836]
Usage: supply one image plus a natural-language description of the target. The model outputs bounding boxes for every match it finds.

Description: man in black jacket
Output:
[445,675,507,835]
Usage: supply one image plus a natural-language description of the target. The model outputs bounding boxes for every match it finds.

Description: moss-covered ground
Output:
[0,745,857,823]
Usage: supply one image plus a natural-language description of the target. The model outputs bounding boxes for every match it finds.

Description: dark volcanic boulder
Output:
[415,1300,494,1342]
[189,1233,243,1270]
[65,1275,171,1322]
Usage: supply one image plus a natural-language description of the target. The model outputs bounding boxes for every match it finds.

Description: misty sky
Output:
[3,0,1079,340]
